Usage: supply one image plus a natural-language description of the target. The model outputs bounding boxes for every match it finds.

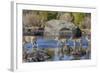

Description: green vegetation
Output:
[23,10,91,29]
[72,13,85,26]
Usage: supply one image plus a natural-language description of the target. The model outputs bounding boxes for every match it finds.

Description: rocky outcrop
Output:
[44,19,76,39]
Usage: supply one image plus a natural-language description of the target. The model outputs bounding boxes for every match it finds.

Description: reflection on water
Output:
[53,55,74,61]
[23,36,91,62]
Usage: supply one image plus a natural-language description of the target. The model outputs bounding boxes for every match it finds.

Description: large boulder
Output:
[44,19,76,39]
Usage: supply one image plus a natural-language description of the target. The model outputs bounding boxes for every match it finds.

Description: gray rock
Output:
[44,19,76,39]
